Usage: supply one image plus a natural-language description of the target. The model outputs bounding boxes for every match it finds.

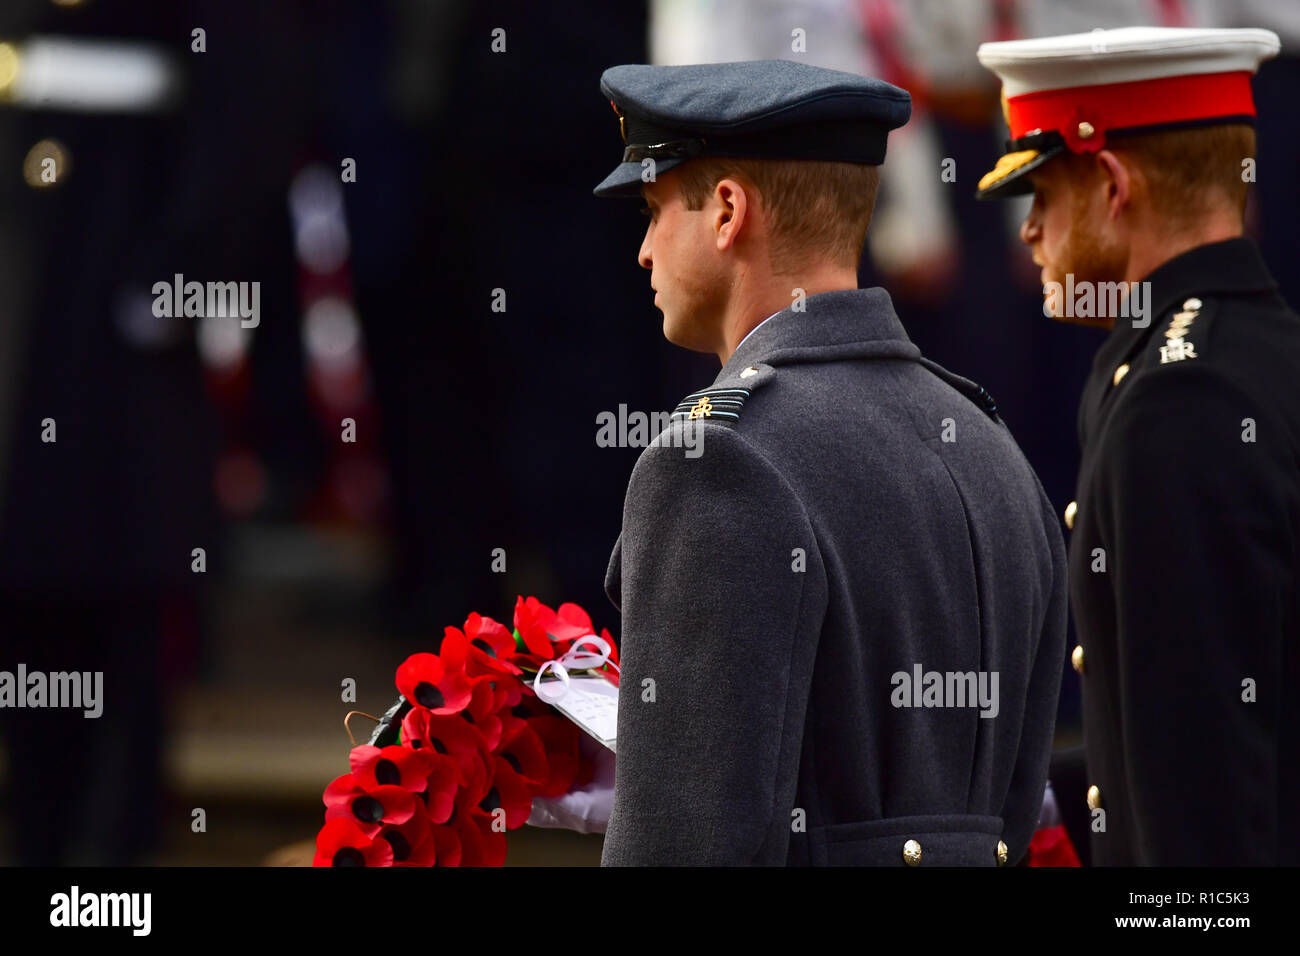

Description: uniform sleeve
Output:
[600,422,827,865]
[1001,490,1067,865]
[1098,365,1289,864]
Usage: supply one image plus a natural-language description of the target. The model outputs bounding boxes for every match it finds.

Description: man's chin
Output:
[1048,309,1117,330]
[661,317,717,355]
[1040,271,1122,330]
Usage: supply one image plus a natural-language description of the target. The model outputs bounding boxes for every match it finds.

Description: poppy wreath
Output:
[313,597,619,867]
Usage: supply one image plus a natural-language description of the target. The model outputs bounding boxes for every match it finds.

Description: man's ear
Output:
[1095,149,1132,221]
[712,177,750,252]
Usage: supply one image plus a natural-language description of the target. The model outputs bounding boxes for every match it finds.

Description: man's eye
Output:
[640,206,654,218]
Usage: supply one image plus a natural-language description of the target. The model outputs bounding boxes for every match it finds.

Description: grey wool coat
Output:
[600,288,1066,866]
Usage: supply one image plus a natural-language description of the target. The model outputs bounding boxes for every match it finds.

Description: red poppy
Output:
[323,774,416,837]
[395,650,474,715]
[551,602,597,642]
[455,742,494,809]
[497,675,526,708]
[417,756,462,825]
[317,595,618,866]
[475,673,526,713]
[512,596,576,660]
[488,754,543,829]
[403,706,490,783]
[450,810,486,866]
[461,680,504,750]
[507,687,547,721]
[512,598,618,682]
[472,810,509,867]
[429,823,462,867]
[378,802,438,867]
[313,817,394,867]
[427,751,497,861]
[461,614,523,678]
[348,744,435,792]
[525,715,584,798]
[495,715,549,784]
[452,808,508,867]
[1024,825,1082,866]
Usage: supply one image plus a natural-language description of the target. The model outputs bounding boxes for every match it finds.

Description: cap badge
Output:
[610,100,626,143]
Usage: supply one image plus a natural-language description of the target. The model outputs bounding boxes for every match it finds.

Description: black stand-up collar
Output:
[1098,237,1276,365]
[1079,237,1279,447]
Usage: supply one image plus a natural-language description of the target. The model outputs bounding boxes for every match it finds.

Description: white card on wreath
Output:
[544,675,617,753]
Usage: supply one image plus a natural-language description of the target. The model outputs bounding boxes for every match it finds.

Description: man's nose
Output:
[638,227,653,270]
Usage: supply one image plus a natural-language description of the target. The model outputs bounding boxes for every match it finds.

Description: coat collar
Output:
[717,287,920,381]
[1095,237,1277,368]
[1079,237,1279,448]
[1144,235,1277,316]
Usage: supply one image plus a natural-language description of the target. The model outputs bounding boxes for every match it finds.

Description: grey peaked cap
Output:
[594,59,912,198]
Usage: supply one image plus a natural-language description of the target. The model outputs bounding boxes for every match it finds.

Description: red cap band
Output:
[1006,70,1256,152]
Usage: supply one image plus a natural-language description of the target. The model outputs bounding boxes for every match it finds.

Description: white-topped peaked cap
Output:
[975,27,1280,199]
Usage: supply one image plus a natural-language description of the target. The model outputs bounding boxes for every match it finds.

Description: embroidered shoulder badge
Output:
[1158,297,1204,364]
[669,387,751,425]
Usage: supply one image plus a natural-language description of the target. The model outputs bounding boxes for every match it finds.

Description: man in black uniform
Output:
[978,26,1299,865]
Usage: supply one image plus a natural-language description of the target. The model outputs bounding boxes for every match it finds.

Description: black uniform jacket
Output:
[1066,238,1300,865]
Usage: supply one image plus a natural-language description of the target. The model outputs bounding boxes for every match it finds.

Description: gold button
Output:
[0,42,19,101]
[996,840,1009,866]
[1072,644,1085,674]
[902,839,922,866]
[739,366,759,379]
[1112,363,1130,387]
[1183,297,1202,312]
[1077,121,1096,140]
[1087,785,1103,811]
[23,139,71,189]
[1064,500,1077,530]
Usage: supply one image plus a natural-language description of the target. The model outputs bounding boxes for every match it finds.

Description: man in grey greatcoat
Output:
[537,59,1066,866]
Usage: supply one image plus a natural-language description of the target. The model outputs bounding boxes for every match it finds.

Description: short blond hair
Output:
[673,157,879,274]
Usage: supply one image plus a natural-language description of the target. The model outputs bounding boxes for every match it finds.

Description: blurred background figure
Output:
[0,0,345,864]
[0,0,651,867]
[0,0,1292,865]
[0,0,225,865]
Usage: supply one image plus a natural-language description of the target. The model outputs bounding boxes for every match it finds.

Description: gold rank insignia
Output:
[671,386,752,426]
[1159,300,1201,364]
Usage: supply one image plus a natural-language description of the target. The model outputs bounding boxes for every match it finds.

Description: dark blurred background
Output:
[0,0,1293,865]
